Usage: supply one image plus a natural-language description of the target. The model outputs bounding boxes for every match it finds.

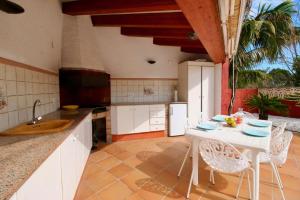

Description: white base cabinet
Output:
[17,148,62,200]
[9,113,92,200]
[111,104,165,135]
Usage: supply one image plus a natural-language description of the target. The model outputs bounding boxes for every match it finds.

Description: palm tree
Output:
[292,56,300,86]
[228,1,300,114]
[236,69,271,88]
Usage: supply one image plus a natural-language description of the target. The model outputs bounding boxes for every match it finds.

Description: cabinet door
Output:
[83,114,92,159]
[60,134,77,200]
[116,106,134,134]
[17,148,62,200]
[188,66,202,125]
[202,67,215,120]
[133,105,150,133]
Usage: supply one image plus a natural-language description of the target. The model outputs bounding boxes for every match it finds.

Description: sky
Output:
[251,0,300,71]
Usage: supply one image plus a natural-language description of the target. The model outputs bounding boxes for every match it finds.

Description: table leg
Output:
[192,139,199,185]
[252,151,260,200]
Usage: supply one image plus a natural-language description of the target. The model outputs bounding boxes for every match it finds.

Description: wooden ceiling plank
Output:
[63,0,179,16]
[175,0,225,63]
[91,12,190,28]
[153,38,204,48]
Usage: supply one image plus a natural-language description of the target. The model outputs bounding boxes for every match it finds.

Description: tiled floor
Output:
[75,134,300,200]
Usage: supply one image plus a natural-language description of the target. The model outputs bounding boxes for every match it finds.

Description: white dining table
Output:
[186,119,272,200]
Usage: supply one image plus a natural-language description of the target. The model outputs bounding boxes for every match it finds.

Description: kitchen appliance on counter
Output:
[169,103,187,136]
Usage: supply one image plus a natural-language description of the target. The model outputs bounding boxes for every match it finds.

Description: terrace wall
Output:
[221,59,258,114]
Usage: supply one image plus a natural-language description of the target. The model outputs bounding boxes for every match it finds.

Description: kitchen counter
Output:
[0,108,93,200]
[111,102,187,106]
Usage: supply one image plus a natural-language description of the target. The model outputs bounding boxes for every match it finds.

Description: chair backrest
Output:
[199,139,249,174]
[242,111,256,119]
[271,131,293,165]
[271,122,287,138]
[233,111,256,119]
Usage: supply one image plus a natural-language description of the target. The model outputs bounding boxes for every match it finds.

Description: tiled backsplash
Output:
[0,63,60,131]
[111,79,177,104]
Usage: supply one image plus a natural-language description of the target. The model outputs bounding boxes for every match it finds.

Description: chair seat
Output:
[243,149,271,163]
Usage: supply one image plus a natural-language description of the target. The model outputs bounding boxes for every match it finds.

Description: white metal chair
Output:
[233,111,257,120]
[271,122,287,138]
[177,119,193,177]
[246,130,293,200]
[186,139,253,199]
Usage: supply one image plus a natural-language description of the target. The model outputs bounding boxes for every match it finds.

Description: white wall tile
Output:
[0,113,9,131]
[0,63,59,129]
[7,96,17,111]
[17,82,26,95]
[25,69,33,82]
[16,68,25,81]
[0,63,5,80]
[0,80,6,96]
[8,111,19,128]
[111,79,177,104]
[0,96,7,113]
[27,107,33,120]
[18,109,27,123]
[32,72,38,83]
[5,65,16,81]
[111,80,116,86]
[6,81,17,96]
[26,95,33,107]
[18,95,26,109]
[25,82,33,94]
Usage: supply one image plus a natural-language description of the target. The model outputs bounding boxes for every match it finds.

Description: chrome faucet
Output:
[28,99,42,125]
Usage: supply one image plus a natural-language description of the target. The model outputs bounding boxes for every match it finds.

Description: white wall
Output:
[0,0,63,72]
[61,15,105,71]
[94,27,201,78]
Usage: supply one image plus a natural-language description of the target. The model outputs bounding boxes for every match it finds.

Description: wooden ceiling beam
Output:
[153,38,204,48]
[181,47,207,54]
[91,12,190,28]
[175,0,225,63]
[121,27,195,39]
[62,0,179,16]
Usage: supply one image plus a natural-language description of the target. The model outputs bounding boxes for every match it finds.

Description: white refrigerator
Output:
[169,103,187,136]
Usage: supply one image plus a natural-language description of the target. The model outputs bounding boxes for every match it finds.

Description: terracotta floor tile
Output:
[163,189,186,200]
[121,170,150,192]
[136,161,163,177]
[74,181,96,200]
[82,162,104,179]
[103,144,127,156]
[124,156,144,168]
[86,193,103,200]
[98,181,133,200]
[114,151,133,161]
[89,150,111,163]
[136,179,170,200]
[95,156,121,171]
[108,163,134,178]
[125,192,146,200]
[85,170,117,192]
[155,170,180,188]
[76,134,300,200]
